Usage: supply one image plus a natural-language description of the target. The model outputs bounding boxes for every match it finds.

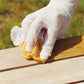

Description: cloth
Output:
[19,35,84,63]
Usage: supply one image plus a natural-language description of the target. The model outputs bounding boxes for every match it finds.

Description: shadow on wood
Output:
[0,35,84,73]
[67,80,84,84]
[47,35,84,63]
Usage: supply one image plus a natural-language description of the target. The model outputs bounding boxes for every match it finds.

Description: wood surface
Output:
[0,35,84,84]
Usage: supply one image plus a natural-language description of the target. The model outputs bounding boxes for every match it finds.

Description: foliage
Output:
[0,0,84,49]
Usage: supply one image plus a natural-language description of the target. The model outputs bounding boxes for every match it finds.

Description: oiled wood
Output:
[49,35,84,62]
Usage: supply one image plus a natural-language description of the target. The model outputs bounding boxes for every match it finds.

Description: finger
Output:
[21,14,36,41]
[11,26,23,46]
[25,17,44,52]
[40,28,59,59]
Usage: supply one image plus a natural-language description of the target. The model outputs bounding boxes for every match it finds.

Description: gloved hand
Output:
[11,0,79,60]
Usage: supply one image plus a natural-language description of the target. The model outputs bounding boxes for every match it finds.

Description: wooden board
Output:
[0,35,84,84]
[0,56,84,84]
[0,47,38,70]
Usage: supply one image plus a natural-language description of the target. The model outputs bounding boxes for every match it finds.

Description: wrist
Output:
[49,0,60,5]
[50,0,57,3]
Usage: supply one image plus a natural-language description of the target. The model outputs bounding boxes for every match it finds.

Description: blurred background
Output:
[0,0,84,50]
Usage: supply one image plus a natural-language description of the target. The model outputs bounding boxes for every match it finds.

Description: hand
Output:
[11,0,79,60]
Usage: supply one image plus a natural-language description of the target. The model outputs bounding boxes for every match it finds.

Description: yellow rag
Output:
[19,35,84,63]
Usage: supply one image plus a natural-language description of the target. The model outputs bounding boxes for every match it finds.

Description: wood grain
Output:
[0,56,84,84]
[0,35,84,84]
[0,47,38,70]
[0,35,84,70]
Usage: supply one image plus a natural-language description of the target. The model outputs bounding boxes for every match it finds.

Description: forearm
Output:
[50,0,79,4]
[50,0,58,3]
[50,0,57,2]
[49,0,79,15]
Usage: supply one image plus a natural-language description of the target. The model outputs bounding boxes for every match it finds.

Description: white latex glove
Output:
[11,0,79,60]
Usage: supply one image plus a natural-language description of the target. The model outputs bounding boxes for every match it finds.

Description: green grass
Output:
[0,0,84,49]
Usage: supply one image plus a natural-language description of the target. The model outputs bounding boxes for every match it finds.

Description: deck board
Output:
[0,56,84,84]
[0,48,38,70]
[0,35,84,84]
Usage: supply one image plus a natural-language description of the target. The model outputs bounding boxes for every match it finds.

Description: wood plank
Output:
[0,56,84,84]
[0,35,84,70]
[0,47,38,70]
[67,80,84,84]
[0,35,84,83]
